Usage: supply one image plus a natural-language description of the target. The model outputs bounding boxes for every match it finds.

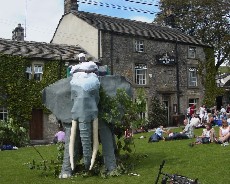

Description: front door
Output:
[30,109,43,140]
[162,100,169,126]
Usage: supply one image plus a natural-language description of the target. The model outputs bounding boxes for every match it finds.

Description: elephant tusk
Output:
[69,120,77,171]
[89,118,99,170]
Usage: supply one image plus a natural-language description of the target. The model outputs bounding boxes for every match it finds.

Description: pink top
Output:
[55,131,65,142]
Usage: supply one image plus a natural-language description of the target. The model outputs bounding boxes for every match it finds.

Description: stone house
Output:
[0,37,89,143]
[51,0,212,126]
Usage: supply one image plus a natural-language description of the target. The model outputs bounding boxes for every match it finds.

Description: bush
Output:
[0,118,29,147]
[147,96,167,129]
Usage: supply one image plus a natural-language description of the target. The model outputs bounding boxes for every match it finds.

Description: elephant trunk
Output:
[79,121,92,169]
[69,119,99,171]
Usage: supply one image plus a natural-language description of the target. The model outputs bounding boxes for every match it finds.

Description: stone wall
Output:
[101,32,206,125]
[43,113,59,143]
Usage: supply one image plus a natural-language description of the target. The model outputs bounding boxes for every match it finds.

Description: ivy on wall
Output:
[197,48,225,107]
[0,54,66,129]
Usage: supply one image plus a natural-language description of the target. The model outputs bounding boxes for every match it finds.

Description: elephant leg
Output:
[59,122,81,178]
[99,121,117,172]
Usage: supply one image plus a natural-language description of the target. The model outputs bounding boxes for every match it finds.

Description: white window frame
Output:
[134,40,144,52]
[188,67,197,87]
[188,99,198,111]
[26,66,32,79]
[0,107,8,121]
[34,65,43,81]
[135,64,147,85]
[188,46,196,59]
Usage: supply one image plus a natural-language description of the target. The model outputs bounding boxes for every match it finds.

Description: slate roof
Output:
[68,11,210,47]
[0,38,87,61]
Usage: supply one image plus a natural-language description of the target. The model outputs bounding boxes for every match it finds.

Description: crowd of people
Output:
[149,104,230,146]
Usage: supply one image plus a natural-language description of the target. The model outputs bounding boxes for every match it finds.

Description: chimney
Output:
[12,23,24,41]
[64,0,78,14]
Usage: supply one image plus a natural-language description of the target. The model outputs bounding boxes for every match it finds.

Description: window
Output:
[0,107,8,121]
[189,98,198,108]
[134,40,144,52]
[135,64,147,85]
[188,67,197,87]
[26,66,32,79]
[188,46,196,58]
[26,64,43,81]
[34,65,43,81]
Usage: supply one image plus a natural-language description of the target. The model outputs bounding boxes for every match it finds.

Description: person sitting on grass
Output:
[216,120,230,145]
[190,114,202,128]
[166,129,174,137]
[148,125,166,142]
[53,126,65,144]
[165,119,194,141]
[189,123,216,146]
[155,125,167,140]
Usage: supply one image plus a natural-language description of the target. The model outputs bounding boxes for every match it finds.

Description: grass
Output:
[0,127,229,184]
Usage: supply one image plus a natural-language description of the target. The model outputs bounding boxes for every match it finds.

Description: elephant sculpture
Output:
[42,75,132,178]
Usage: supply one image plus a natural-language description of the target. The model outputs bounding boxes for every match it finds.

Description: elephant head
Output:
[42,75,132,178]
[69,72,100,171]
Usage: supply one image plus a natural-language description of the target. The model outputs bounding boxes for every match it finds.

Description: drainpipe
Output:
[175,39,180,114]
[98,30,101,61]
[110,33,114,75]
[59,55,63,79]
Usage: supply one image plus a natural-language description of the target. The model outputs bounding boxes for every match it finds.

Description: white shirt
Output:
[70,61,99,91]
[190,117,200,127]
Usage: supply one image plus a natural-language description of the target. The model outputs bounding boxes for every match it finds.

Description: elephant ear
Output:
[42,77,73,123]
[99,75,132,97]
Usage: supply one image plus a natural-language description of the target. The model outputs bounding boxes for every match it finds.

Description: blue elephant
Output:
[42,75,132,178]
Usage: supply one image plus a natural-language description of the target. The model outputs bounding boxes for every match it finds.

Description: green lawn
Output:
[0,127,229,184]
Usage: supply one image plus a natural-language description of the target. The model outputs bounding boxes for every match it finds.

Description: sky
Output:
[0,0,160,43]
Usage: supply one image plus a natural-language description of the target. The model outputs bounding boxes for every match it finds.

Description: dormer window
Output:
[134,40,144,52]
[188,46,196,59]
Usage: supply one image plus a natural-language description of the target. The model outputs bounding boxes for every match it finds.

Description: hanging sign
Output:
[156,53,175,65]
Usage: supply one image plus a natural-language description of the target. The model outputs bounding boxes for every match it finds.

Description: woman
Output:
[218,120,230,143]
[193,123,215,145]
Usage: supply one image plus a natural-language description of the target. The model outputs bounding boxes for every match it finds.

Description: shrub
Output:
[0,118,29,147]
[147,96,167,128]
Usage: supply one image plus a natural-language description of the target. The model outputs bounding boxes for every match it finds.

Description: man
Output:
[165,119,194,141]
[190,114,201,128]
[180,119,194,139]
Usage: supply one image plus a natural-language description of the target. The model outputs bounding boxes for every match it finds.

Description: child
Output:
[155,126,167,140]
[53,126,65,144]
[167,129,174,137]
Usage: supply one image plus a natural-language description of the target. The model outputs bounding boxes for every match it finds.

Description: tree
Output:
[154,0,230,70]
[148,96,167,129]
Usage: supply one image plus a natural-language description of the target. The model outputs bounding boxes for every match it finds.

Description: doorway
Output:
[30,109,43,140]
[162,95,170,126]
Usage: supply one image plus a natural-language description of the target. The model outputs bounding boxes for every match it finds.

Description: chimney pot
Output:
[64,0,78,14]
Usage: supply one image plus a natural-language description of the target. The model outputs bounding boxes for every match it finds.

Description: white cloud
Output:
[0,0,63,42]
[130,16,153,23]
